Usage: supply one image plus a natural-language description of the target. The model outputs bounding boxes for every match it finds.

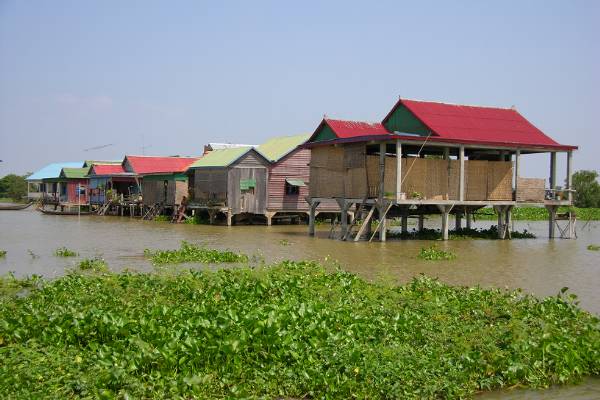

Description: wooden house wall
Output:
[266,148,310,211]
[192,169,228,204]
[228,152,268,215]
[142,179,189,206]
[66,179,89,204]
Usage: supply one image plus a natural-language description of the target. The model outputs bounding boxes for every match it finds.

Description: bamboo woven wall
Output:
[516,177,545,202]
[309,145,514,201]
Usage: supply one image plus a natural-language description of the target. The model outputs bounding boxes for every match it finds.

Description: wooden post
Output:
[547,205,557,239]
[455,212,462,231]
[396,140,402,201]
[308,200,319,236]
[459,146,465,202]
[566,150,573,203]
[401,214,408,233]
[514,149,520,201]
[378,142,387,242]
[505,206,513,239]
[340,202,350,240]
[466,210,472,229]
[550,152,557,191]
[418,214,424,231]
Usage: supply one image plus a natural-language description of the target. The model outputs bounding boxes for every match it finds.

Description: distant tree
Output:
[571,170,600,208]
[0,174,28,202]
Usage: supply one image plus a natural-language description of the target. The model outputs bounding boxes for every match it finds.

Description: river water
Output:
[1,208,599,397]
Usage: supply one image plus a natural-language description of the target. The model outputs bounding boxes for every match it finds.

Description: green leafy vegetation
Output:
[587,245,600,251]
[474,207,600,221]
[572,170,600,208]
[418,245,457,261]
[0,173,29,202]
[389,227,536,240]
[144,241,249,265]
[152,215,171,222]
[54,247,78,257]
[1,261,598,398]
[0,250,6,258]
[77,257,108,272]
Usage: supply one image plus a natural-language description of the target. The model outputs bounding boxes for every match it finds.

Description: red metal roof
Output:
[384,99,576,150]
[90,164,126,175]
[322,118,390,138]
[124,155,199,174]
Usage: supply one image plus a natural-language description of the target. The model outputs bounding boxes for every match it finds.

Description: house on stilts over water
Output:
[26,162,83,201]
[306,98,578,240]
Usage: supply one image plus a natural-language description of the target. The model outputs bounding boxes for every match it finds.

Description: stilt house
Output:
[26,162,83,201]
[306,99,578,240]
[57,168,90,205]
[87,164,137,205]
[123,156,199,207]
[187,147,270,225]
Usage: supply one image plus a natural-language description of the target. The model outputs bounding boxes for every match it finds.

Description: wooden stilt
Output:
[546,205,557,239]
[455,213,462,231]
[308,200,319,236]
[418,214,424,231]
[401,214,408,233]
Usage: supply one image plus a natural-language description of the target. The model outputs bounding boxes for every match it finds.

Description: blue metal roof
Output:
[26,162,84,181]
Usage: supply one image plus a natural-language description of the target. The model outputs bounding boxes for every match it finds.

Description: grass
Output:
[474,207,600,221]
[0,261,599,399]
[0,250,6,258]
[587,245,600,251]
[54,247,78,257]
[418,246,456,261]
[144,241,249,265]
[388,227,536,240]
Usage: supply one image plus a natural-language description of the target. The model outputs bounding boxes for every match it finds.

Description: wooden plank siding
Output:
[228,152,269,215]
[267,148,310,211]
[66,179,89,204]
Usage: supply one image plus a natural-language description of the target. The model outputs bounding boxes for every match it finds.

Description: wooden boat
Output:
[0,202,33,210]
[38,208,91,216]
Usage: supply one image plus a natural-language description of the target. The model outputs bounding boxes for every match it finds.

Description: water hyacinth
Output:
[54,247,78,257]
[418,246,457,261]
[0,250,6,258]
[0,261,598,399]
[144,241,249,265]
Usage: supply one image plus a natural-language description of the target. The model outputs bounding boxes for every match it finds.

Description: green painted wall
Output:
[312,124,337,142]
[384,104,430,135]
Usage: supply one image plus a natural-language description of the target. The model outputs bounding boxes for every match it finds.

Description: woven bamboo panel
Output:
[425,158,448,200]
[466,160,488,200]
[310,147,345,198]
[487,161,513,200]
[345,167,368,198]
[401,158,428,199]
[448,160,459,200]
[343,144,366,169]
[516,177,545,202]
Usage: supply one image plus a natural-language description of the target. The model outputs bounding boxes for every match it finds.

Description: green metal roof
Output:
[188,147,253,168]
[257,133,310,162]
[60,168,90,179]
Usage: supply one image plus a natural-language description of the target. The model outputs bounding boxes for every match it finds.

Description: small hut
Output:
[57,168,90,205]
[87,164,137,205]
[26,162,82,201]
[187,147,270,225]
[123,156,199,208]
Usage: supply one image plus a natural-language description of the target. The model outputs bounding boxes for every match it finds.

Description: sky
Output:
[0,0,598,181]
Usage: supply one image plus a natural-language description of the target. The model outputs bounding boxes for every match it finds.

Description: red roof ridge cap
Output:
[402,98,515,110]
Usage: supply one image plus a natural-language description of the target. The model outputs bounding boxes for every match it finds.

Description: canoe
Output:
[0,202,33,210]
[38,208,91,216]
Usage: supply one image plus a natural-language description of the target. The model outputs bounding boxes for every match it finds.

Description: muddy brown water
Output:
[1,208,599,397]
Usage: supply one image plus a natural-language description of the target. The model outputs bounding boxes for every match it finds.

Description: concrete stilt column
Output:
[340,203,350,240]
[418,214,424,231]
[265,212,275,226]
[437,204,454,241]
[495,206,505,239]
[378,203,387,242]
[226,211,233,226]
[505,206,513,239]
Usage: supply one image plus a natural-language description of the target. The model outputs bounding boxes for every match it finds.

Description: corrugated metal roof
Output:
[257,133,310,162]
[384,99,577,150]
[88,164,128,176]
[60,168,89,179]
[188,147,253,168]
[83,160,121,168]
[125,155,199,174]
[324,119,390,138]
[27,162,84,181]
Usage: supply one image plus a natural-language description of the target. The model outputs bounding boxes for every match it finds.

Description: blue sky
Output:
[0,0,598,180]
